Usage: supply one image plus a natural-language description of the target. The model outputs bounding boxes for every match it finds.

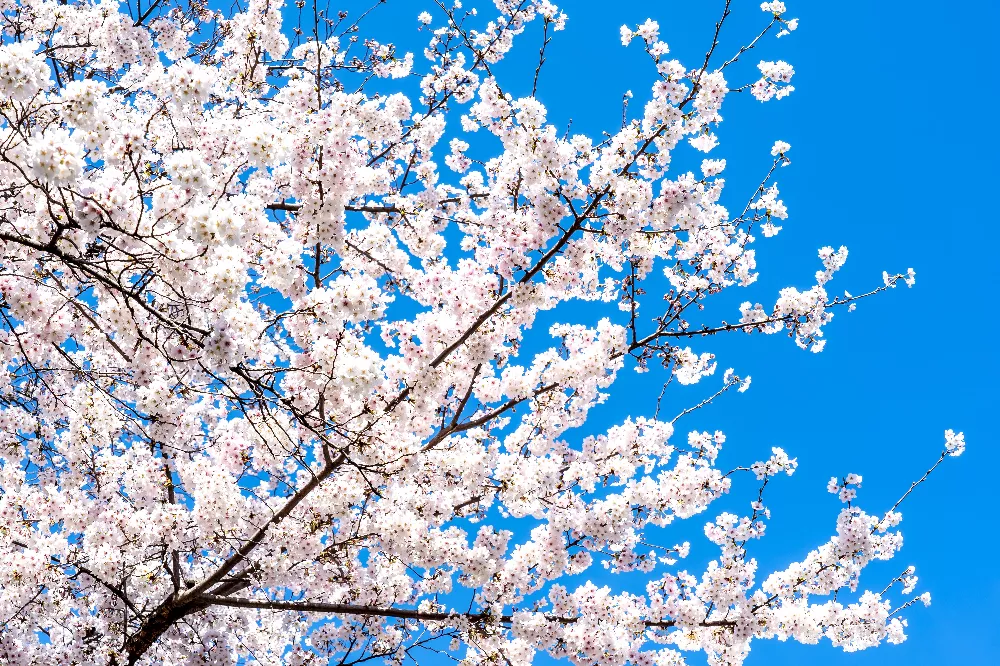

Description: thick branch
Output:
[196,594,737,630]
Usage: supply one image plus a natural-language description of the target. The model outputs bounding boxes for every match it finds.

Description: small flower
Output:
[636,19,659,44]
[620,25,633,46]
[944,429,966,456]
[771,140,791,156]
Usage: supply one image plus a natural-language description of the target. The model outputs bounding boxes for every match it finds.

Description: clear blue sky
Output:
[284,1,999,663]
[525,2,999,663]
[540,3,1000,664]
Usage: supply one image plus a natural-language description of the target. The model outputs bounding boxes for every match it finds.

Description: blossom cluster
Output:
[0,1,959,665]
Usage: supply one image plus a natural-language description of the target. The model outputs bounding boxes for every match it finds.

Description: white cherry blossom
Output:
[0,1,963,665]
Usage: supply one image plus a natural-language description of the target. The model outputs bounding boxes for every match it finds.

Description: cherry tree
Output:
[0,0,964,664]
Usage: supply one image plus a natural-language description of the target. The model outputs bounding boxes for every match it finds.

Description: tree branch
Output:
[196,594,738,630]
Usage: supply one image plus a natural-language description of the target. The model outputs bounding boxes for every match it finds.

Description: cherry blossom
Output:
[0,1,962,665]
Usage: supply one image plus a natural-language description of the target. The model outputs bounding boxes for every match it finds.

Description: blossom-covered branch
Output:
[0,0,961,665]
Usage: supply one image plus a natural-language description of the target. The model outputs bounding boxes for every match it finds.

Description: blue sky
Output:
[540,2,1000,664]
[276,0,999,663]
[559,3,999,664]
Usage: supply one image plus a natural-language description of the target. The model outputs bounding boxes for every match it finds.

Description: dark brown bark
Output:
[122,594,202,665]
